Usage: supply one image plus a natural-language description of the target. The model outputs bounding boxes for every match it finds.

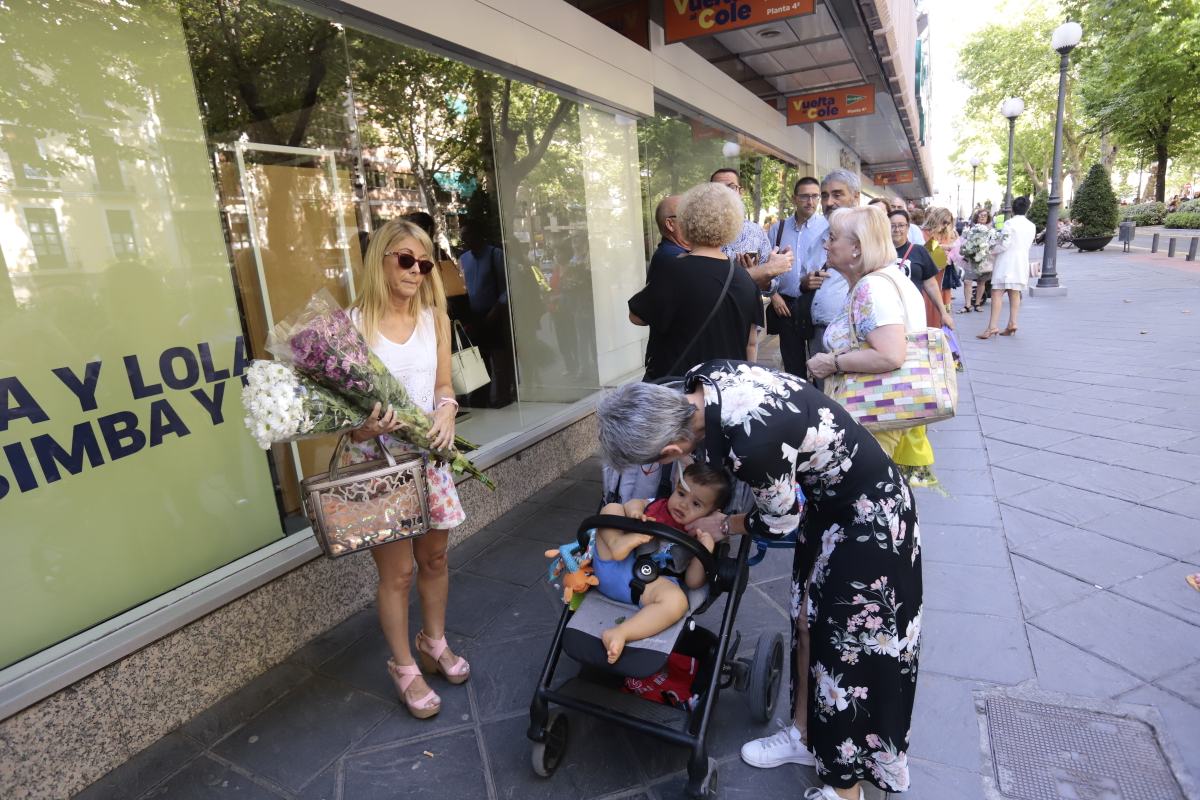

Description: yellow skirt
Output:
[871,426,934,467]
[894,425,935,467]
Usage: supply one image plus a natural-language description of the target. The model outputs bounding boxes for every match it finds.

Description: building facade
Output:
[0,2,931,795]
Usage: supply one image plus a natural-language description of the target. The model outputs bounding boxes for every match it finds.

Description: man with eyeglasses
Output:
[711,168,793,290]
[647,194,687,279]
[765,177,827,376]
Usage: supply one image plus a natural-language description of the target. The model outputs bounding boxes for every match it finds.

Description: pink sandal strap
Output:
[387,660,439,709]
[419,632,470,677]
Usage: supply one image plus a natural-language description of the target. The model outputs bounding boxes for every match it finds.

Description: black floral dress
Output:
[684,360,922,793]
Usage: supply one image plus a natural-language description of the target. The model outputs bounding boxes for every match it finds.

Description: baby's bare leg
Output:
[601,579,689,664]
[595,503,652,562]
[594,503,627,561]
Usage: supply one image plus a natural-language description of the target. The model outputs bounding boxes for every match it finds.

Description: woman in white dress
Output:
[349,218,470,719]
[979,196,1036,338]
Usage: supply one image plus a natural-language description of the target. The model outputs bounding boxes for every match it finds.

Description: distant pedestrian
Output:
[978,195,1035,339]
[957,208,994,313]
[920,207,957,328]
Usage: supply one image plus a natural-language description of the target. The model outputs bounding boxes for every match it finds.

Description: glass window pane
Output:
[0,0,284,668]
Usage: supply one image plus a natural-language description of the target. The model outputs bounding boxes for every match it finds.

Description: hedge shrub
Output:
[1071,163,1120,238]
[1164,212,1200,229]
[1028,189,1049,232]
[1121,202,1166,226]
[1179,199,1200,214]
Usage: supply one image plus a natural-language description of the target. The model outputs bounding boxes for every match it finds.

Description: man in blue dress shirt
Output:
[766,176,828,377]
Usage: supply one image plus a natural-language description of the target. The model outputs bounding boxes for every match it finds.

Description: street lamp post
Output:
[1037,21,1083,293]
[999,98,1024,218]
[969,155,981,217]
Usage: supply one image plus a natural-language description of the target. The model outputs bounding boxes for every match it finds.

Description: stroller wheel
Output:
[689,757,718,799]
[748,632,785,723]
[530,711,568,777]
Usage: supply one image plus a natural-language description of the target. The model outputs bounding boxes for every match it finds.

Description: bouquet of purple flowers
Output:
[245,289,494,489]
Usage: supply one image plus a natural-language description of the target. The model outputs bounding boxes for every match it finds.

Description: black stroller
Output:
[526,465,786,798]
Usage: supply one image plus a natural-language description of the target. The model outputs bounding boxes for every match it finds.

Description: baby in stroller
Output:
[593,463,731,664]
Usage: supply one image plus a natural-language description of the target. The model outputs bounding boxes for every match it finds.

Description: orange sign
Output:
[786,85,877,124]
[664,0,815,43]
[874,170,914,185]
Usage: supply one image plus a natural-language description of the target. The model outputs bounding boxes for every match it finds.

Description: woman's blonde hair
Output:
[829,205,893,276]
[678,182,744,248]
[922,206,956,243]
[354,218,448,346]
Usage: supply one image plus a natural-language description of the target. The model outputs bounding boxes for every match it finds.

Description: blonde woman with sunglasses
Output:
[348,218,470,719]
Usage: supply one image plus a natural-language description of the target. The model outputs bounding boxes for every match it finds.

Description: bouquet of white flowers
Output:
[958,224,999,267]
[241,360,363,450]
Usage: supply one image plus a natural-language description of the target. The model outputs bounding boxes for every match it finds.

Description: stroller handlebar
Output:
[577,513,719,582]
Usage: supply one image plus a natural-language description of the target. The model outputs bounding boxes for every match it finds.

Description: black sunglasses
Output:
[385,251,435,274]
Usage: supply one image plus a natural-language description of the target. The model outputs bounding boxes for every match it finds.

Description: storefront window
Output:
[0,0,283,668]
[0,0,649,669]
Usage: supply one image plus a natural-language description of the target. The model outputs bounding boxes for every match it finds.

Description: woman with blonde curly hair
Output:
[347,218,470,719]
[630,182,762,380]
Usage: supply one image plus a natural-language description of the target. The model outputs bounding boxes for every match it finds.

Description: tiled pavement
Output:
[76,244,1200,799]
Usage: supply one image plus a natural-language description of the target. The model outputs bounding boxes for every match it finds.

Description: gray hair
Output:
[821,168,861,194]
[596,383,695,467]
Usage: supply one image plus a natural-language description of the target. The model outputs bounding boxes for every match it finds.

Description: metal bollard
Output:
[1151,233,1160,253]
[1168,238,1177,257]
[1188,237,1199,262]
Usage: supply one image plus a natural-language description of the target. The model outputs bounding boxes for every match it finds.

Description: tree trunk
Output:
[1154,140,1169,202]
[1099,131,1118,170]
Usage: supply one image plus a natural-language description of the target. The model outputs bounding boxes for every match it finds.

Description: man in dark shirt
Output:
[647,195,687,279]
[629,253,760,382]
[889,209,953,331]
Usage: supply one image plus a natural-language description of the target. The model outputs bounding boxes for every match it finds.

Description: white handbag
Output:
[450,320,490,395]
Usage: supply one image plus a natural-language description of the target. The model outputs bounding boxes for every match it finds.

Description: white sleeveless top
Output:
[352,308,438,412]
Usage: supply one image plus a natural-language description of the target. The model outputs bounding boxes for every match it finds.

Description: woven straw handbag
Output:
[301,434,430,558]
[824,269,958,432]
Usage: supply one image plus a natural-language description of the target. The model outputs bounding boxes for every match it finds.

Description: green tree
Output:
[1070,162,1120,237]
[1067,0,1200,201]
[348,32,480,241]
[954,3,1092,195]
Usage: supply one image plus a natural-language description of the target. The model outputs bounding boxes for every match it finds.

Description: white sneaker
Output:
[740,724,815,768]
[804,786,864,800]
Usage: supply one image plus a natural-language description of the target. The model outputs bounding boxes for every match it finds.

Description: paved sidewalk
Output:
[75,243,1200,799]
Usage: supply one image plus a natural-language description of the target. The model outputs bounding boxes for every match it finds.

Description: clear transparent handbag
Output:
[301,434,430,558]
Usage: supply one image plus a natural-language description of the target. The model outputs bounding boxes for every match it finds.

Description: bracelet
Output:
[720,515,731,537]
[436,396,459,410]
[832,353,840,373]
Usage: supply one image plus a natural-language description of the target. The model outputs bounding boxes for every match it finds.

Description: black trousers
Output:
[775,294,810,378]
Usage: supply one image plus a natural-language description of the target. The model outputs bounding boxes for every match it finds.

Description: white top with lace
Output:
[351,307,437,412]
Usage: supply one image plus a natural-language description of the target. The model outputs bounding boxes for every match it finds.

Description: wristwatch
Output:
[719,515,731,537]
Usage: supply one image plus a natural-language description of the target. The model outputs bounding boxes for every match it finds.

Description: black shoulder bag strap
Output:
[664,258,735,379]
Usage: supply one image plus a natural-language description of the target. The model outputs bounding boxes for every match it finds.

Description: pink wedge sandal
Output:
[415,631,471,685]
[386,658,441,719]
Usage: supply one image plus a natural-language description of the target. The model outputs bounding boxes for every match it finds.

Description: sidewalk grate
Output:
[983,696,1184,800]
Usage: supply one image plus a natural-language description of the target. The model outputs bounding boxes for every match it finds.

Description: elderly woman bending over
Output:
[596,358,923,800]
